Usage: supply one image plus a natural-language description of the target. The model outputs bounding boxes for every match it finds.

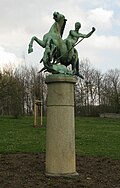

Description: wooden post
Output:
[40,100,43,127]
[34,96,38,127]
[34,98,43,127]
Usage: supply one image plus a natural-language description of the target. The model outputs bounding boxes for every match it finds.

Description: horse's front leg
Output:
[28,36,46,54]
[28,36,36,53]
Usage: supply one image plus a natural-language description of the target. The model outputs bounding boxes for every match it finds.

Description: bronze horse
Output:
[28,12,83,77]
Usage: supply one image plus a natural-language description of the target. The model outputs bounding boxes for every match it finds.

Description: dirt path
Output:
[0,153,120,188]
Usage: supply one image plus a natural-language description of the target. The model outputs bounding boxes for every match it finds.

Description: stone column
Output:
[45,74,78,176]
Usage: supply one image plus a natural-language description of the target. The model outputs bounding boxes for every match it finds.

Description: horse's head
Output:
[53,12,65,22]
[53,12,67,37]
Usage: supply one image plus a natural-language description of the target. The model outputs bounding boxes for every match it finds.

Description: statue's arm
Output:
[71,27,96,38]
[80,27,96,38]
[84,27,96,38]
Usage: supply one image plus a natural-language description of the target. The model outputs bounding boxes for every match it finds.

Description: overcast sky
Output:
[0,0,120,72]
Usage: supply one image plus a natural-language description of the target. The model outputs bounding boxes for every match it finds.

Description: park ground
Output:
[0,116,120,187]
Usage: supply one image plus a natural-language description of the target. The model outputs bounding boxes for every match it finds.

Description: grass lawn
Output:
[0,116,46,153]
[0,116,120,159]
[75,117,120,159]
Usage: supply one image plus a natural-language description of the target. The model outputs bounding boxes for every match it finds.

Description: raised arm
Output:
[71,27,96,38]
[84,27,96,38]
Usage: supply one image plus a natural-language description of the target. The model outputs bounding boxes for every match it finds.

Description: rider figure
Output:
[65,22,96,58]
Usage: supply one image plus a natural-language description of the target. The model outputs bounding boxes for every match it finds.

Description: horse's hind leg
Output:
[72,63,76,74]
[76,58,79,74]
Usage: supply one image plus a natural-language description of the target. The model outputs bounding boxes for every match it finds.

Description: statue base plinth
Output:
[45,74,77,176]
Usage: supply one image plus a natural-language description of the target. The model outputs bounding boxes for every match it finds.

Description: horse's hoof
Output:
[76,72,84,79]
[28,48,33,54]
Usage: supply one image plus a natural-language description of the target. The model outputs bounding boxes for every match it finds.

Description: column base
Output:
[45,171,79,177]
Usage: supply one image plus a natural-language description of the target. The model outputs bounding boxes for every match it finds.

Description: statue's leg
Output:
[43,47,53,71]
[71,56,77,74]
[45,38,57,63]
[76,58,84,79]
[65,40,71,52]
[65,40,74,62]
[71,49,77,74]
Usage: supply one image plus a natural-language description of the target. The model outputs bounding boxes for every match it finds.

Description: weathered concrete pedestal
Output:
[45,74,78,176]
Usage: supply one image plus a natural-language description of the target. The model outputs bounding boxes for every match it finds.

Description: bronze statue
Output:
[28,12,96,78]
[64,22,95,60]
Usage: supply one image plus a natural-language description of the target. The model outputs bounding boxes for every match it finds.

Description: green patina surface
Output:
[28,12,95,78]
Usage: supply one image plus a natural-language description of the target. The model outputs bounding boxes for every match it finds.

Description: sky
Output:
[0,0,120,73]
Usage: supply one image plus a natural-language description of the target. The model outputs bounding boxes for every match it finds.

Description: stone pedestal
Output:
[45,74,78,176]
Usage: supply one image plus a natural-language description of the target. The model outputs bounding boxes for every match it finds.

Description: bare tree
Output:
[102,69,120,113]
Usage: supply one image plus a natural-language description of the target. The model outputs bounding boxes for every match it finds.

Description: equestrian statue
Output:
[28,12,96,79]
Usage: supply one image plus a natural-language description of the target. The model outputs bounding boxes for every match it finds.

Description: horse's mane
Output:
[60,19,67,37]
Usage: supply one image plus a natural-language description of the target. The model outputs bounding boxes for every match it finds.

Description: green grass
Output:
[0,116,120,159]
[0,116,46,153]
[75,117,120,159]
